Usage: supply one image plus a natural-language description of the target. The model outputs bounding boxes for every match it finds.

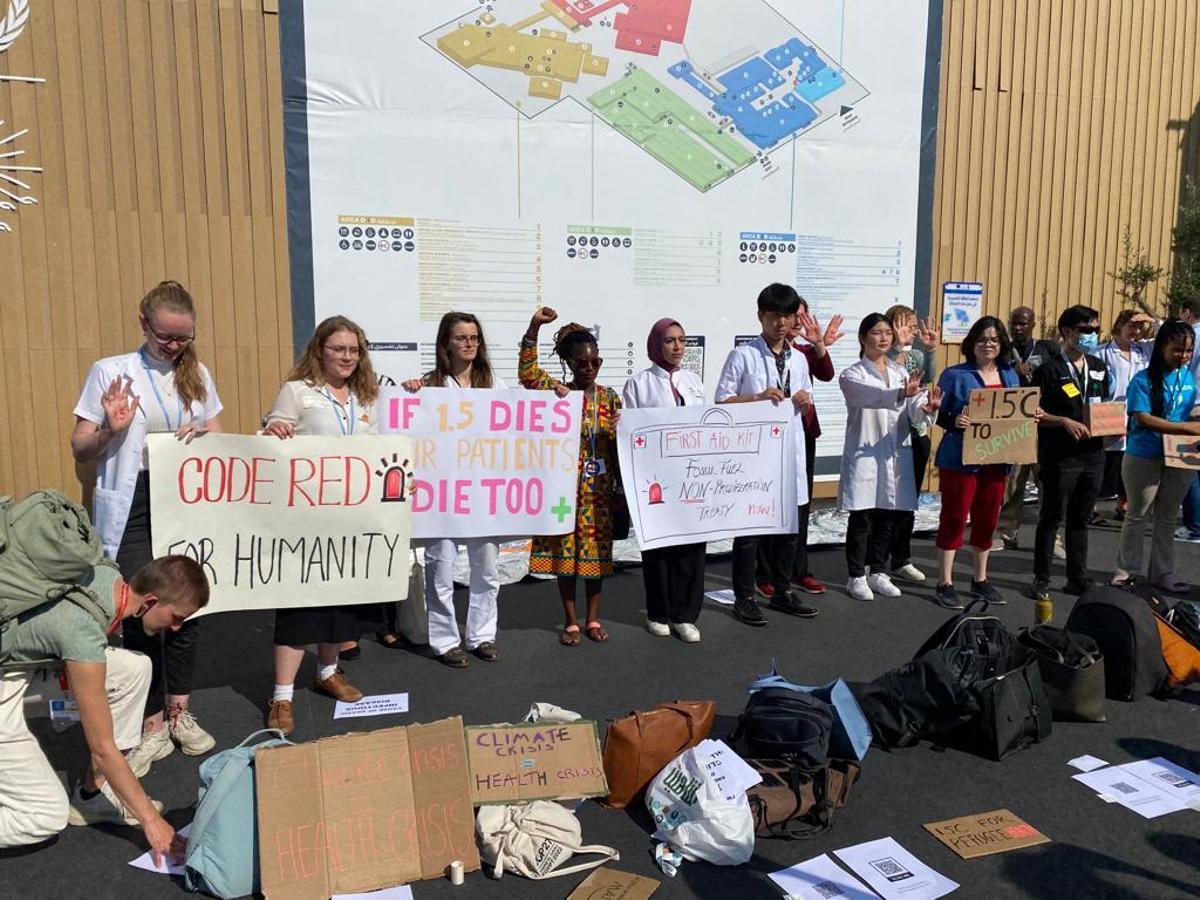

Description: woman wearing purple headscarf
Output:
[622,319,708,642]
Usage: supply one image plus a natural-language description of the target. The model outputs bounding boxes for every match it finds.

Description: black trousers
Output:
[889,429,931,568]
[845,509,899,577]
[1101,450,1125,500]
[793,431,818,579]
[734,529,797,601]
[642,542,705,624]
[1034,453,1102,584]
[117,472,199,717]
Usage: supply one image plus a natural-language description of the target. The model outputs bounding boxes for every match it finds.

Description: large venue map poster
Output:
[282,0,934,475]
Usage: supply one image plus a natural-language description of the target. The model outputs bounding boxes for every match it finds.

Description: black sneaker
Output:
[935,583,965,610]
[970,579,1008,606]
[733,596,768,627]
[1026,578,1052,600]
[769,590,819,618]
[1062,578,1093,596]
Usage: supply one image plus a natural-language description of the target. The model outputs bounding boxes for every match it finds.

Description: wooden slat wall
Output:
[0,0,290,500]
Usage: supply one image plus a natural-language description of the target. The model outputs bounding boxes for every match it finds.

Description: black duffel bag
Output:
[1018,624,1106,722]
[729,688,833,768]
[946,644,1052,761]
[849,649,979,749]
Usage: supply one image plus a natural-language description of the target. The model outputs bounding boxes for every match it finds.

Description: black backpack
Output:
[849,649,979,749]
[730,688,833,768]
[1166,600,1200,650]
[912,598,1017,690]
[1065,585,1170,701]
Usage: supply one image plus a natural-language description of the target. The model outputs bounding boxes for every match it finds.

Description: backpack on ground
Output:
[728,688,833,767]
[912,598,1017,690]
[184,729,292,899]
[1065,585,1170,700]
[849,649,979,749]
[947,645,1052,761]
[0,490,110,633]
[1166,600,1200,650]
[1018,625,1106,722]
[1152,598,1200,689]
[745,758,861,839]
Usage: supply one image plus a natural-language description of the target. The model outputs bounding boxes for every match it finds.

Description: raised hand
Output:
[529,307,557,329]
[902,370,924,398]
[916,318,940,347]
[823,314,845,347]
[796,311,820,344]
[101,376,140,434]
[921,384,942,415]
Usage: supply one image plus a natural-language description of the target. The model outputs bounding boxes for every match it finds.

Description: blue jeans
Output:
[1182,472,1200,536]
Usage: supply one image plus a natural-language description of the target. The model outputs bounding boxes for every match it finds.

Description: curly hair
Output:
[139,281,208,409]
[287,315,379,405]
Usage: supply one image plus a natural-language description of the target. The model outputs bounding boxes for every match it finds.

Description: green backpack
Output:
[0,490,113,633]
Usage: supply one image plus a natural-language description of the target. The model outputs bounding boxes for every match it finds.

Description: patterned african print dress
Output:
[519,342,621,578]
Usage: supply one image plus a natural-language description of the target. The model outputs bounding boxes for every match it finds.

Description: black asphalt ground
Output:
[4,499,1199,899]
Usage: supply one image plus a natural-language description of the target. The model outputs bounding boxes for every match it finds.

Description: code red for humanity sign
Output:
[148,433,413,615]
[378,387,583,539]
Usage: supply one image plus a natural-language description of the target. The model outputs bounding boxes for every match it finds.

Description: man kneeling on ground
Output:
[0,555,209,864]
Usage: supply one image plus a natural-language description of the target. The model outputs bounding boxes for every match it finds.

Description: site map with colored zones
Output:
[423,0,868,192]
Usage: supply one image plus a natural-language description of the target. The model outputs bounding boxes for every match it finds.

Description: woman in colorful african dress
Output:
[520,307,621,646]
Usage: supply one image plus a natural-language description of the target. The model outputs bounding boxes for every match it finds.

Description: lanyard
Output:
[1014,340,1038,365]
[1064,351,1089,396]
[138,348,185,431]
[321,387,356,435]
[586,388,600,460]
[758,339,791,394]
[1164,370,1187,417]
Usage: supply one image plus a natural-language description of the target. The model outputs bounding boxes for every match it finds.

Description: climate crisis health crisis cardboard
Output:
[466,721,608,805]
[255,717,478,899]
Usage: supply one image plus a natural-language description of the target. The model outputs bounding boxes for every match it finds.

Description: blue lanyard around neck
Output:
[321,387,356,435]
[138,348,185,431]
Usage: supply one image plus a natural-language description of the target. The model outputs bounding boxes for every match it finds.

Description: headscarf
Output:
[647,317,684,405]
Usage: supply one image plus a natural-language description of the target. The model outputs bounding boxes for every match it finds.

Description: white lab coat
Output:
[714,337,811,506]
[836,357,930,512]
[621,365,706,409]
[1097,339,1152,452]
[74,351,223,558]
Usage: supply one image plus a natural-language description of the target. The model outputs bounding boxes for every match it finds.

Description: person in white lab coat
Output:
[715,283,819,627]
[70,280,223,778]
[395,312,507,668]
[838,313,941,601]
[623,318,707,642]
[1096,309,1155,518]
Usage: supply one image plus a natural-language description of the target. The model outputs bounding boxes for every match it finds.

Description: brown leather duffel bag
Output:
[601,700,716,808]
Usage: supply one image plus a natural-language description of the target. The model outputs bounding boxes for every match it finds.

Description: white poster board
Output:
[377,386,583,538]
[617,402,796,550]
[148,433,413,615]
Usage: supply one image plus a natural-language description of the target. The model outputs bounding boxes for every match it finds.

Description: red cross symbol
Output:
[972,393,989,407]
[771,425,782,437]
[634,435,646,448]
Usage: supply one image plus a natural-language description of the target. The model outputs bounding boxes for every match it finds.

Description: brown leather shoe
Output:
[266,699,294,736]
[472,641,499,662]
[312,669,363,703]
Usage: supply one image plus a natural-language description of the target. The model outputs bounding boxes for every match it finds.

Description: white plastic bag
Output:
[645,746,754,866]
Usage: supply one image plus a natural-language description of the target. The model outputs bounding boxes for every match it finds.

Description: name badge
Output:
[583,458,607,478]
[1062,382,1081,399]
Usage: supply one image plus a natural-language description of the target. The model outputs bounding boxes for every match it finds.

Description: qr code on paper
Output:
[869,857,914,882]
[1111,781,1140,795]
[1152,771,1189,788]
[812,880,846,898]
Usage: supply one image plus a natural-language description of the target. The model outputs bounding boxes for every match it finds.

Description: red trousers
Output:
[936,466,1009,551]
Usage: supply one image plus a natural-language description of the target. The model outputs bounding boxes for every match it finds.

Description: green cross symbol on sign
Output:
[551,496,573,523]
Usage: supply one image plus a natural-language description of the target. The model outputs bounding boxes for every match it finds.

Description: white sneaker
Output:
[891,563,926,583]
[867,572,902,598]
[68,780,162,827]
[646,618,670,636]
[124,727,174,778]
[1053,540,1067,560]
[169,709,216,756]
[671,622,701,643]
[846,576,874,601]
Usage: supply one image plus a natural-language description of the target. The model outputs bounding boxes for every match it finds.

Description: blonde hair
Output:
[287,315,379,405]
[885,304,917,328]
[139,281,207,409]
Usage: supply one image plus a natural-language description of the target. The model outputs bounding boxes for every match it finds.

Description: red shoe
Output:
[755,582,775,599]
[793,574,826,594]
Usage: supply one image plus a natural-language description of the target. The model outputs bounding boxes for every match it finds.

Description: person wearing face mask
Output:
[1027,306,1111,599]
[1097,310,1155,519]
[622,318,707,642]
[839,314,942,601]
[70,281,223,776]
[520,308,622,646]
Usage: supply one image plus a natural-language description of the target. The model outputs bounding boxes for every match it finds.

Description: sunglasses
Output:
[1072,325,1100,335]
[573,357,603,371]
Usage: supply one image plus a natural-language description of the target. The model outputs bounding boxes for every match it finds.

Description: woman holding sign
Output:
[520,308,622,646]
[838,314,941,602]
[392,312,507,668]
[1112,320,1200,591]
[623,318,707,642]
[931,317,1023,610]
[261,316,380,734]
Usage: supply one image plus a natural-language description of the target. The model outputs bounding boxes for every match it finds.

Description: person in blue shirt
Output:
[1112,319,1200,590]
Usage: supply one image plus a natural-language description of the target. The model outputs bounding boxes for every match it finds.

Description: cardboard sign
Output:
[923,808,1049,859]
[465,722,607,804]
[616,402,797,551]
[255,718,478,899]
[1164,434,1200,469]
[961,387,1039,465]
[567,866,660,900]
[378,387,583,539]
[1083,401,1127,437]
[149,433,412,615]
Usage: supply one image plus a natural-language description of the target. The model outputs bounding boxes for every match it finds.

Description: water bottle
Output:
[1035,594,1053,624]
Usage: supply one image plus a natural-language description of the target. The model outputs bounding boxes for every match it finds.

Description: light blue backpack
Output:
[184,729,292,899]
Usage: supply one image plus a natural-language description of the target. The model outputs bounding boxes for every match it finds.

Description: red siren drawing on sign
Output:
[644,476,667,505]
[376,453,413,503]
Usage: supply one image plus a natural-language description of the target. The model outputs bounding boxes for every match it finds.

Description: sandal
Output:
[1153,573,1189,593]
[560,625,581,646]
[376,631,404,649]
[585,621,609,643]
[1109,569,1134,588]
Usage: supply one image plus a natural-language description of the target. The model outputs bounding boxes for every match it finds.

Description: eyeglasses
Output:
[573,357,603,371]
[323,344,362,358]
[975,337,1001,345]
[450,335,481,345]
[142,321,195,346]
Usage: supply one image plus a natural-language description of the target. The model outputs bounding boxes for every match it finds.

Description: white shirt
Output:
[426,373,509,391]
[264,380,379,437]
[621,365,706,409]
[1097,339,1152,451]
[714,337,812,505]
[837,357,930,512]
[75,350,223,556]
